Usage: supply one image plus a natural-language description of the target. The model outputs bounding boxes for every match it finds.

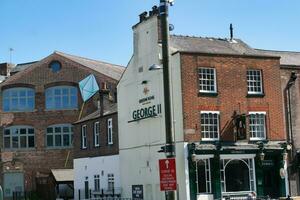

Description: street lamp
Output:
[149,64,163,71]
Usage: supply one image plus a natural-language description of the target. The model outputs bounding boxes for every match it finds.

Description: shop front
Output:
[188,142,288,200]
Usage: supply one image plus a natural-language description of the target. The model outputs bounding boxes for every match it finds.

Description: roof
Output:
[255,49,300,66]
[55,51,125,80]
[51,169,74,182]
[10,61,38,73]
[169,35,279,58]
[75,100,117,124]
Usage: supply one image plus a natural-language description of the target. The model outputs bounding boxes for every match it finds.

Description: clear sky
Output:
[0,0,299,66]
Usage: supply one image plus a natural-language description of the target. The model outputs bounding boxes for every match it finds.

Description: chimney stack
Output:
[139,11,148,22]
[230,23,233,41]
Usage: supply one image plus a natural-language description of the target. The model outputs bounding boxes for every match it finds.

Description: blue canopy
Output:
[79,74,99,102]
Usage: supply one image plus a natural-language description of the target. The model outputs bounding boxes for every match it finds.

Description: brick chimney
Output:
[0,63,14,76]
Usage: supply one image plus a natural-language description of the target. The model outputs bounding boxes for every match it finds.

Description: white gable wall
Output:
[118,15,189,200]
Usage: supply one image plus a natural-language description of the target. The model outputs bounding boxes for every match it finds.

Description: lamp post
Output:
[159,0,176,200]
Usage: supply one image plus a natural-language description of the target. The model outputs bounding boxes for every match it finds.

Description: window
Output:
[4,126,35,149]
[107,174,114,191]
[2,87,35,112]
[45,86,77,110]
[94,122,100,147]
[220,157,256,194]
[247,69,263,94]
[49,61,61,73]
[200,111,219,141]
[107,119,113,145]
[94,174,100,191]
[196,159,211,194]
[46,124,73,148]
[198,67,217,93]
[249,112,266,140]
[81,125,87,149]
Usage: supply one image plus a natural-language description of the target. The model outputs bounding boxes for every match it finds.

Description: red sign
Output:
[159,158,177,191]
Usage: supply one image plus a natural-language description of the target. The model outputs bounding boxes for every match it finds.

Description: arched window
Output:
[2,87,35,112]
[45,86,77,110]
[220,158,255,193]
[46,124,73,148]
[4,126,35,149]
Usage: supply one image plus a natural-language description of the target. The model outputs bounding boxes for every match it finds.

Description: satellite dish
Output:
[169,24,175,31]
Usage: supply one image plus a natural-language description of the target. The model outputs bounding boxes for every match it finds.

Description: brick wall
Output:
[0,53,119,191]
[73,112,119,159]
[180,53,285,142]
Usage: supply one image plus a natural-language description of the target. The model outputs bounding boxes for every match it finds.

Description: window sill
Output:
[46,146,73,150]
[2,110,35,113]
[3,148,36,151]
[198,92,218,97]
[246,93,265,98]
[45,108,79,111]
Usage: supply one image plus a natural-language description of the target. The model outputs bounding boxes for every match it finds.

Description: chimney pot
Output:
[139,11,148,22]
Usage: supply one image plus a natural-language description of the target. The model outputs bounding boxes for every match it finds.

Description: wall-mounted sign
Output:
[128,104,162,123]
[159,158,177,191]
[132,185,143,200]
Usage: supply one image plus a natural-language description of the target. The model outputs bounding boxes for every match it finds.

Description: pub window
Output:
[196,159,211,193]
[247,69,263,94]
[249,112,266,140]
[198,67,217,93]
[200,111,220,141]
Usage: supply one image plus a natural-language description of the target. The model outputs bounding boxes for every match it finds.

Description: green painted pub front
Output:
[188,142,288,200]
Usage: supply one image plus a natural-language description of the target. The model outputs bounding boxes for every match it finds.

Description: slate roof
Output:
[10,61,38,74]
[55,51,125,80]
[169,35,279,58]
[255,49,300,66]
[74,100,117,124]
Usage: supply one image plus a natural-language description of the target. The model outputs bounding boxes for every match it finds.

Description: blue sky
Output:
[0,0,299,66]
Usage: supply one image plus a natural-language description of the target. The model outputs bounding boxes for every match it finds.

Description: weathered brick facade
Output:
[73,112,119,159]
[0,52,123,193]
[180,53,286,142]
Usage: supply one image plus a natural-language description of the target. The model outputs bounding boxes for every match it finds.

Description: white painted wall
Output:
[73,155,120,200]
[118,15,190,200]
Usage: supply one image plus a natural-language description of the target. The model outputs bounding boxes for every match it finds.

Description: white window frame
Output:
[107,173,114,191]
[107,118,113,145]
[94,122,100,147]
[94,174,100,192]
[195,158,212,194]
[247,69,263,95]
[220,155,256,195]
[249,111,266,141]
[200,111,220,141]
[81,125,87,149]
[198,67,217,93]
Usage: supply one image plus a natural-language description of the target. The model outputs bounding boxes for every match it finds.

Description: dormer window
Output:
[49,61,61,73]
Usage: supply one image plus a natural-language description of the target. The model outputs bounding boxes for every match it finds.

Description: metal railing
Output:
[77,188,123,200]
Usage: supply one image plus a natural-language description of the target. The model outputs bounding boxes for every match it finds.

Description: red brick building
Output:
[0,51,124,199]
[118,10,290,199]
